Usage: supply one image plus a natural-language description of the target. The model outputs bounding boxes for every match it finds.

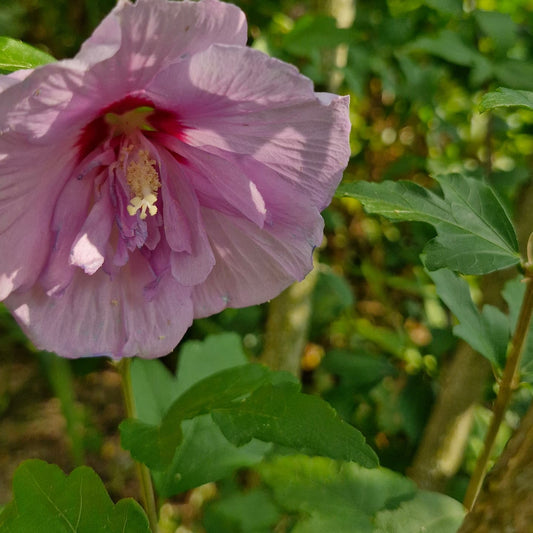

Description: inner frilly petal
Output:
[156,134,267,228]
[157,148,215,286]
[70,187,114,275]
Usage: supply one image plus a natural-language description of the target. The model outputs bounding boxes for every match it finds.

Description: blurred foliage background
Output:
[1,0,533,530]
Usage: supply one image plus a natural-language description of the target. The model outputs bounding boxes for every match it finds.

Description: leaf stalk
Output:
[116,358,159,533]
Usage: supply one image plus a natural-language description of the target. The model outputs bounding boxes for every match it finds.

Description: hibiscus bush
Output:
[1,0,533,532]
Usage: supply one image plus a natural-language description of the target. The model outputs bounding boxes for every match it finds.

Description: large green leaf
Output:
[338,174,520,274]
[374,491,465,532]
[122,334,377,496]
[480,87,533,112]
[0,36,54,73]
[0,460,149,533]
[428,269,509,367]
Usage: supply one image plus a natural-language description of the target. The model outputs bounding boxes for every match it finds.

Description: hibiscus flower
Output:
[0,0,350,358]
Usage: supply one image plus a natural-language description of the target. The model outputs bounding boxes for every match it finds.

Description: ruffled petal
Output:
[5,252,193,358]
[157,134,267,228]
[192,207,320,318]
[77,0,247,99]
[157,149,215,286]
[70,189,114,275]
[148,44,350,210]
[0,144,74,299]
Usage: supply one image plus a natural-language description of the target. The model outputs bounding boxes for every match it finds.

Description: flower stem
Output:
[116,358,159,532]
[463,270,533,510]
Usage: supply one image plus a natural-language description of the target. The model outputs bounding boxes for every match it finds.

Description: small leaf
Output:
[339,174,520,275]
[480,87,533,112]
[213,382,378,468]
[374,490,465,533]
[0,460,149,532]
[428,268,509,367]
[0,37,54,73]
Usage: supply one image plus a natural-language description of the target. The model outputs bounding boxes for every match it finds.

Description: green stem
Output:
[116,358,159,533]
[463,272,533,510]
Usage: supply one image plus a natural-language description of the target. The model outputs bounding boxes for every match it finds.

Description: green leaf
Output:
[153,415,269,497]
[213,382,378,467]
[480,87,533,112]
[374,490,465,533]
[338,174,520,274]
[0,37,54,73]
[258,455,414,532]
[128,334,271,496]
[121,363,273,469]
[428,269,509,367]
[122,338,377,477]
[0,460,149,533]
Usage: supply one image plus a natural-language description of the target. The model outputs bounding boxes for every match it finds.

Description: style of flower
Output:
[0,0,350,358]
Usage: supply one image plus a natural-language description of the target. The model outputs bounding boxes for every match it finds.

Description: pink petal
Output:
[39,173,94,296]
[158,135,267,228]
[147,44,350,210]
[0,144,74,299]
[5,253,193,359]
[77,0,247,98]
[70,189,114,275]
[192,207,320,318]
[158,149,215,286]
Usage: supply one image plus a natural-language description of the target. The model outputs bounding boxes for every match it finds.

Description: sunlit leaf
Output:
[0,36,54,73]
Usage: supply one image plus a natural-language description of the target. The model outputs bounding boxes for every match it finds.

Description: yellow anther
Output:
[125,149,161,220]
